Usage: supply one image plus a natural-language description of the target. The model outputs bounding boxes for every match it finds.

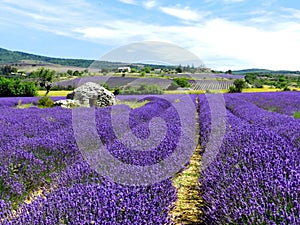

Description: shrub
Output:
[113,87,121,95]
[0,77,37,97]
[293,111,300,119]
[23,81,38,96]
[167,81,180,90]
[253,81,263,88]
[228,86,238,93]
[228,79,246,93]
[120,84,163,95]
[100,83,110,90]
[173,77,191,88]
[38,96,54,108]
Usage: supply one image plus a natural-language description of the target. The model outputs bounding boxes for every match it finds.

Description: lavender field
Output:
[199,92,300,224]
[54,77,172,90]
[0,92,299,224]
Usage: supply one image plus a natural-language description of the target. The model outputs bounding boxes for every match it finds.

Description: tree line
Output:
[0,67,56,97]
[0,77,37,97]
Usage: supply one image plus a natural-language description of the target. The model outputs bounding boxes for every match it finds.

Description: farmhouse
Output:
[118,66,131,73]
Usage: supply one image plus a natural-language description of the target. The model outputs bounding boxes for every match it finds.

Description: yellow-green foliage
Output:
[38,90,71,97]
[38,96,54,108]
[293,111,300,119]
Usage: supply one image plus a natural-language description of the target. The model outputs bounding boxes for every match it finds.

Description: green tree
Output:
[173,77,191,88]
[0,77,37,97]
[143,67,151,73]
[228,79,246,93]
[23,82,38,96]
[73,70,80,76]
[67,69,73,76]
[278,75,286,82]
[130,68,138,73]
[175,65,183,73]
[36,68,55,96]
[245,73,258,84]
[0,65,18,75]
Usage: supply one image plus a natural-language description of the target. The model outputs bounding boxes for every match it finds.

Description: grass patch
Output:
[293,111,300,119]
[16,103,35,109]
[242,87,281,93]
[16,100,35,109]
[266,106,279,113]
[170,97,203,224]
[166,89,229,94]
[242,87,300,93]
[117,100,149,109]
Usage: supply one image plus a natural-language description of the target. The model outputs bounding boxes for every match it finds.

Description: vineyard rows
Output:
[189,79,234,90]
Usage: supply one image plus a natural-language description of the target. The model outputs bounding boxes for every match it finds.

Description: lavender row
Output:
[167,73,245,79]
[0,95,196,224]
[225,94,300,148]
[0,97,65,107]
[198,94,299,224]
[189,80,234,90]
[54,76,172,89]
[232,92,300,116]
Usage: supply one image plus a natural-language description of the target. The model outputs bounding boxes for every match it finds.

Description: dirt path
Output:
[170,99,203,224]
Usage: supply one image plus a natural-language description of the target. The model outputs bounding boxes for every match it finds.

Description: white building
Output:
[118,66,131,73]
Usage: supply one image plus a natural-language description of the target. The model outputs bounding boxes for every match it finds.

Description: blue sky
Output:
[0,0,300,70]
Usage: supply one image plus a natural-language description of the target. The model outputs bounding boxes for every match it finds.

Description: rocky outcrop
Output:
[66,82,116,107]
[53,99,80,108]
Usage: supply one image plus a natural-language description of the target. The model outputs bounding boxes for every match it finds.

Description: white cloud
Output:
[281,7,300,20]
[159,6,206,21]
[223,0,245,3]
[73,16,300,70]
[118,0,136,5]
[1,0,300,70]
[143,0,156,9]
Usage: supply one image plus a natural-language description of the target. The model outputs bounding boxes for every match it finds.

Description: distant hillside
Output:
[233,68,300,75]
[0,47,176,70]
[2,47,298,74]
[0,47,94,68]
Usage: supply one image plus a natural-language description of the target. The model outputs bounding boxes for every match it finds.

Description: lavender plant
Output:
[0,96,186,224]
[199,93,299,224]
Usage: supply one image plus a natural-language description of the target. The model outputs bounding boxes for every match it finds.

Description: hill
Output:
[0,47,175,70]
[0,47,95,68]
[1,47,298,74]
[233,68,300,75]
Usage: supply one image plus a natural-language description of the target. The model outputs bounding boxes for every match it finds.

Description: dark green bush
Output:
[0,77,37,97]
[293,111,300,119]
[38,96,54,108]
[120,84,163,95]
[167,81,180,90]
[113,87,121,95]
[173,77,191,88]
[228,79,246,93]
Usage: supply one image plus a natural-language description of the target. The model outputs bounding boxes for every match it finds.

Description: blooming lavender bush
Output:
[0,97,65,107]
[199,93,300,224]
[53,76,171,90]
[233,91,300,116]
[0,96,188,224]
